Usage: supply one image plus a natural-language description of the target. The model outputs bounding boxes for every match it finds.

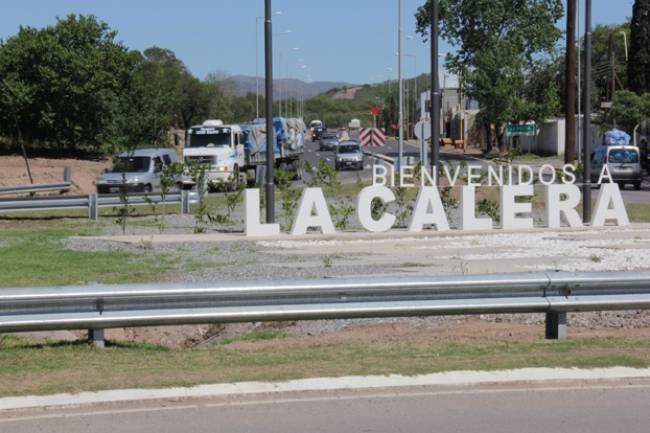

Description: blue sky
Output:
[0,0,636,84]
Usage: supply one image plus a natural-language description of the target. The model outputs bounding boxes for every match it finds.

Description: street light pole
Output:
[256,16,262,120]
[583,0,592,223]
[265,0,275,223]
[256,12,281,120]
[398,0,404,170]
[431,0,440,182]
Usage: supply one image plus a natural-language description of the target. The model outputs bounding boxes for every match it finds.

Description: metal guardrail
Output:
[0,182,71,196]
[0,191,195,219]
[2,271,650,346]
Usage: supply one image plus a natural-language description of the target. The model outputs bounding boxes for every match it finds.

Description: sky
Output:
[0,0,637,84]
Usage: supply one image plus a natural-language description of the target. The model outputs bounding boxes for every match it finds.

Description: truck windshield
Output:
[111,157,150,173]
[188,128,231,148]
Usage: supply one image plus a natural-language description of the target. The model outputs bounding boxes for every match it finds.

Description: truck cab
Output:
[183,120,245,189]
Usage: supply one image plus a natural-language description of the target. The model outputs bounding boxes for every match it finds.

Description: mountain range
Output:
[217,74,356,100]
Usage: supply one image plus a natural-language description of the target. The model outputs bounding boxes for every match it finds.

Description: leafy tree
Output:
[609,90,650,131]
[588,23,631,104]
[0,15,138,156]
[630,0,650,94]
[415,0,564,151]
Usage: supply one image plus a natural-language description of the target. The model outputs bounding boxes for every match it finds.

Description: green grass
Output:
[0,225,176,287]
[625,203,650,223]
[1,334,649,397]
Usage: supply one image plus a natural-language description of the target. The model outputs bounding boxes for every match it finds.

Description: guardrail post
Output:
[88,194,98,221]
[181,190,191,215]
[88,329,105,348]
[545,312,567,339]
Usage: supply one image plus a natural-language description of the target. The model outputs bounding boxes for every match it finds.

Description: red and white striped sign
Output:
[359,128,386,147]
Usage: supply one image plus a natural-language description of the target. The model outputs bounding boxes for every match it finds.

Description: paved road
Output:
[3,381,650,433]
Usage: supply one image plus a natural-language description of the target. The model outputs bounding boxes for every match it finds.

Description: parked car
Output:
[319,132,339,151]
[97,148,180,194]
[335,141,364,171]
[591,145,642,190]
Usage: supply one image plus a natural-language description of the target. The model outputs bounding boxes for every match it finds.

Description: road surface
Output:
[2,381,650,433]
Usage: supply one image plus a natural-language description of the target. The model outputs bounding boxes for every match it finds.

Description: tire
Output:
[143,184,153,194]
[290,159,303,181]
[634,182,641,191]
[230,166,240,191]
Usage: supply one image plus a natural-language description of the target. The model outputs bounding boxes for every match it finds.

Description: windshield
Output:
[609,149,638,163]
[338,145,360,153]
[322,133,337,139]
[111,156,150,173]
[188,127,231,148]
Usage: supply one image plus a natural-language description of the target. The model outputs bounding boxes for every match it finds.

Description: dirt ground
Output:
[102,317,650,350]
[0,156,110,195]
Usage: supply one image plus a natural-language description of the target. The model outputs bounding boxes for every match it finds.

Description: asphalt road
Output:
[3,382,650,433]
[303,132,490,185]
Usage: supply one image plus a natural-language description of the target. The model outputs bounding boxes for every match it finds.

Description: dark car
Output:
[312,127,325,141]
[319,132,339,151]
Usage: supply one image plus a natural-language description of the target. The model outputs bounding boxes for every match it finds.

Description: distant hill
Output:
[218,75,356,100]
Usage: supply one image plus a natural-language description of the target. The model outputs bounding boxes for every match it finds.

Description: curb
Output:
[2,367,650,411]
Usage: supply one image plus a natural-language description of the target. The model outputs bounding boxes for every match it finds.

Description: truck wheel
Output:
[634,182,641,191]
[291,160,303,181]
[230,166,240,191]
[144,184,153,194]
[246,169,257,188]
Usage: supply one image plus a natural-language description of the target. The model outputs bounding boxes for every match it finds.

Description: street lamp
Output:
[256,11,282,120]
[621,31,628,62]
[275,30,292,117]
[397,0,404,170]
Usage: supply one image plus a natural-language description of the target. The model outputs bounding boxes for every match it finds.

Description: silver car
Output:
[335,141,364,171]
[591,145,642,190]
[97,148,180,194]
[319,132,339,151]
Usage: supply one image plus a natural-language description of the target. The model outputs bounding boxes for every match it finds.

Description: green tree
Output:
[0,14,138,156]
[609,90,650,131]
[588,23,631,104]
[415,0,564,151]
[630,0,650,94]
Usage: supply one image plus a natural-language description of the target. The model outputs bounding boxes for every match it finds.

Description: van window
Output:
[154,157,164,173]
[592,150,604,163]
[609,149,638,163]
[162,154,172,165]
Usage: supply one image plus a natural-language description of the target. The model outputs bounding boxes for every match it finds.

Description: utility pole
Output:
[583,0,592,223]
[398,0,404,170]
[265,0,275,223]
[430,0,440,182]
[609,33,616,101]
[565,0,577,163]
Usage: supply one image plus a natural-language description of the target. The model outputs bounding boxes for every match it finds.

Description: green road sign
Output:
[506,123,536,135]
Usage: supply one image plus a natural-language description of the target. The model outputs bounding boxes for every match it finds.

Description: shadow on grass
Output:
[0,335,167,351]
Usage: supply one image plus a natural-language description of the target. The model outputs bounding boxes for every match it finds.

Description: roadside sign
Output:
[506,123,536,136]
[360,128,386,147]
[371,106,382,117]
[414,120,431,141]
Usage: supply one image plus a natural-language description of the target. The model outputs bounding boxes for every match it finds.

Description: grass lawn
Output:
[0,222,176,288]
[1,333,649,397]
[626,203,650,223]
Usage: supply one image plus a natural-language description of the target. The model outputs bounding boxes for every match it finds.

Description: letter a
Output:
[408,187,450,232]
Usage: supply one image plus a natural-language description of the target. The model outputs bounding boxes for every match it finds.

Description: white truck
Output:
[182,118,305,190]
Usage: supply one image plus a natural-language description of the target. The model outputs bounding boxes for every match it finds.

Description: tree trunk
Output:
[565,0,577,163]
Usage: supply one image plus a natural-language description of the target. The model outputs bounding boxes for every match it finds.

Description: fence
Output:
[0,191,195,220]
[2,271,650,347]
